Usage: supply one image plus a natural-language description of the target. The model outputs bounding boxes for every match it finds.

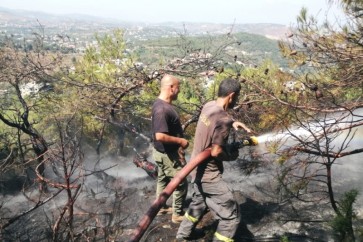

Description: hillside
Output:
[0,7,289,67]
[131,31,287,69]
[0,7,289,40]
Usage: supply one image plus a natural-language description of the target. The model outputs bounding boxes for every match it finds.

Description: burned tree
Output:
[0,31,63,191]
[41,117,83,241]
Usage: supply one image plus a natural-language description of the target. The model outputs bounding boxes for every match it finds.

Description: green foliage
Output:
[0,123,18,157]
[356,226,363,242]
[57,30,138,150]
[297,7,308,23]
[0,77,60,162]
[279,1,363,107]
[133,32,287,69]
[280,235,290,242]
[236,60,296,132]
[343,86,363,101]
[177,78,205,107]
[330,189,358,241]
[275,153,287,164]
[70,30,137,107]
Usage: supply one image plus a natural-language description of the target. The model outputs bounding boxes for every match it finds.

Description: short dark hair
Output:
[217,78,241,97]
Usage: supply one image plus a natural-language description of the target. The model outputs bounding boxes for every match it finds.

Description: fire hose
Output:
[128,136,258,242]
[128,148,212,242]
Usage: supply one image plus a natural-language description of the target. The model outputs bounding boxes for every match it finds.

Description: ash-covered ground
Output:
[1,144,362,241]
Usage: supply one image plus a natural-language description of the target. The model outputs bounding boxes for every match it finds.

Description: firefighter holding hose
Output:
[176,78,253,241]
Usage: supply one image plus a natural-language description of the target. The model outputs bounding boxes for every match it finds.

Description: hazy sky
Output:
[0,0,343,25]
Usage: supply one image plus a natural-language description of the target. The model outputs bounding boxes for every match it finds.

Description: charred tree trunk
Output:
[326,162,338,214]
[31,135,48,191]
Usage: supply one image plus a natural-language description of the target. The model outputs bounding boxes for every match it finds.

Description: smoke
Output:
[95,154,149,180]
[332,125,363,215]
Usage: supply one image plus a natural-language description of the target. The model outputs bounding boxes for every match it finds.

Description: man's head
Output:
[160,74,180,101]
[218,78,241,108]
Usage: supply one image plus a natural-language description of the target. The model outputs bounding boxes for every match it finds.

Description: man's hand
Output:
[232,121,252,134]
[179,138,189,149]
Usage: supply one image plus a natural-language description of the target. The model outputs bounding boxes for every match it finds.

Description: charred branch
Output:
[293,146,363,158]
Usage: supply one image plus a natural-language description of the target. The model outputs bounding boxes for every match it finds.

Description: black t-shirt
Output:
[151,98,184,153]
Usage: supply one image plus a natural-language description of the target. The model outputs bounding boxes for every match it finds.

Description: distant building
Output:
[20,81,53,96]
[283,80,305,93]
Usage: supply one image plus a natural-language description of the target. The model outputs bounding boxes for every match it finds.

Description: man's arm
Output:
[232,121,252,133]
[210,143,238,161]
[154,132,189,149]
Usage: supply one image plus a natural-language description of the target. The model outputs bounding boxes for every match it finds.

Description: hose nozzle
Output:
[229,136,259,152]
[249,136,259,145]
[241,136,258,146]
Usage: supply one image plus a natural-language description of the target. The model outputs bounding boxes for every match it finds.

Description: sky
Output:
[0,0,344,26]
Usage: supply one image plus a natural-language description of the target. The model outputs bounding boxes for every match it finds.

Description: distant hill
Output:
[233,23,290,40]
[0,7,290,40]
[0,7,289,67]
[156,22,290,40]
[0,7,127,29]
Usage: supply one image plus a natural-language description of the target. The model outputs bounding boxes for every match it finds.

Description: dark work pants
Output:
[177,180,240,241]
